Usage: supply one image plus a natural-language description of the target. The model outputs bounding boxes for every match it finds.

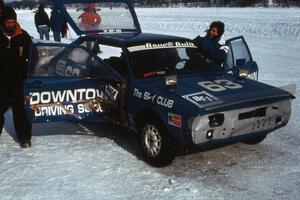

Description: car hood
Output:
[148,73,294,111]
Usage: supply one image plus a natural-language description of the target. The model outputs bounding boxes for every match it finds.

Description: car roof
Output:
[76,32,192,47]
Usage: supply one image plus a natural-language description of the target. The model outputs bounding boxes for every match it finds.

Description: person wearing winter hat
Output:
[34,4,50,40]
[78,3,101,31]
[0,6,33,148]
[192,21,229,66]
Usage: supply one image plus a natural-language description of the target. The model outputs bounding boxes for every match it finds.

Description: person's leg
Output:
[0,86,9,136]
[0,106,8,136]
[10,83,31,146]
[53,32,61,42]
[45,27,50,40]
[41,26,50,40]
[38,27,44,40]
[41,27,46,40]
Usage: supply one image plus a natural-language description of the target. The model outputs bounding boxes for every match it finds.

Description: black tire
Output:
[139,119,176,167]
[243,135,266,145]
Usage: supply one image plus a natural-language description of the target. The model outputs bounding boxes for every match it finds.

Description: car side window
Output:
[29,45,63,76]
[29,45,94,78]
[97,44,127,77]
[230,38,251,66]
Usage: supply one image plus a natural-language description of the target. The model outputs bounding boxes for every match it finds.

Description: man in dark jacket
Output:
[49,6,66,42]
[0,7,33,148]
[193,21,229,66]
[34,4,50,40]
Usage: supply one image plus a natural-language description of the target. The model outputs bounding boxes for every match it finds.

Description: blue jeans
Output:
[37,26,50,40]
[53,32,61,42]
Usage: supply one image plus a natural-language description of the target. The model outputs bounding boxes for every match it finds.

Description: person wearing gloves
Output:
[0,7,33,148]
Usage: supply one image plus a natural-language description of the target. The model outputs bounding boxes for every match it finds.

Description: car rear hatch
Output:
[52,0,141,36]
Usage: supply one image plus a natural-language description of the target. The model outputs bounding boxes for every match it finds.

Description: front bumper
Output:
[191,99,292,144]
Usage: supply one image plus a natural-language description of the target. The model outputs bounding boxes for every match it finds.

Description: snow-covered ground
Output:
[0,7,300,200]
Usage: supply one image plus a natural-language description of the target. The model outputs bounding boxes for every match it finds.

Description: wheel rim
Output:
[142,124,162,158]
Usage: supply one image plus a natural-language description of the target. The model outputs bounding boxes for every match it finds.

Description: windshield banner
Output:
[127,41,196,52]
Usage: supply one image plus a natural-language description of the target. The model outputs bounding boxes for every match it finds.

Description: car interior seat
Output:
[104,57,127,77]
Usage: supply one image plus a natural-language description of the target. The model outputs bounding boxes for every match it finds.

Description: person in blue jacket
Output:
[193,21,229,66]
[49,6,67,42]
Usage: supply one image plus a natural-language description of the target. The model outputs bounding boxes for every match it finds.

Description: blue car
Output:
[25,0,295,166]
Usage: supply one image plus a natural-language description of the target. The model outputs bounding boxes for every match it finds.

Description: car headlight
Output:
[208,113,224,128]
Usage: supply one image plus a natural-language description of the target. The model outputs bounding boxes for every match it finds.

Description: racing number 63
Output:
[198,79,243,92]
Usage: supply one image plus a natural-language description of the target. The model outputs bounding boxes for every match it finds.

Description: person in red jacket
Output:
[0,7,33,148]
[78,3,101,31]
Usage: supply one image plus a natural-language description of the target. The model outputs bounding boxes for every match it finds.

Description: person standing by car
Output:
[0,7,33,148]
[78,3,101,31]
[49,6,66,42]
[193,21,229,66]
[34,4,50,40]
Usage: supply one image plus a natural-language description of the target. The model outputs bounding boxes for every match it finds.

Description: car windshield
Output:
[128,47,222,79]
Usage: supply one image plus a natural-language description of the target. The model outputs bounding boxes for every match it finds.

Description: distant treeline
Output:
[5,0,300,9]
[133,0,300,7]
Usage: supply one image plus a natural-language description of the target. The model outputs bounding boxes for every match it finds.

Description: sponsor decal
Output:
[143,71,166,78]
[28,88,105,117]
[105,85,119,100]
[55,59,83,77]
[127,41,196,52]
[133,88,174,108]
[103,29,122,33]
[168,113,182,128]
[182,91,222,108]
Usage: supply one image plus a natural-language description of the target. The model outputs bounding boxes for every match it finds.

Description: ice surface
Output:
[0,7,299,200]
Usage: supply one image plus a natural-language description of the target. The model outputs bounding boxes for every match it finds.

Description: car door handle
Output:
[26,81,45,88]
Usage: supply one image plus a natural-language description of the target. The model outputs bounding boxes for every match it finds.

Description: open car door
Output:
[226,36,259,80]
[25,42,122,123]
[52,0,141,36]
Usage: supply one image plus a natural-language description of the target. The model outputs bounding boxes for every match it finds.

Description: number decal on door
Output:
[65,65,81,77]
[198,79,243,92]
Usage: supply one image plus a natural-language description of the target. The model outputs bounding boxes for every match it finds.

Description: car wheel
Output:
[243,135,266,145]
[140,119,176,167]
